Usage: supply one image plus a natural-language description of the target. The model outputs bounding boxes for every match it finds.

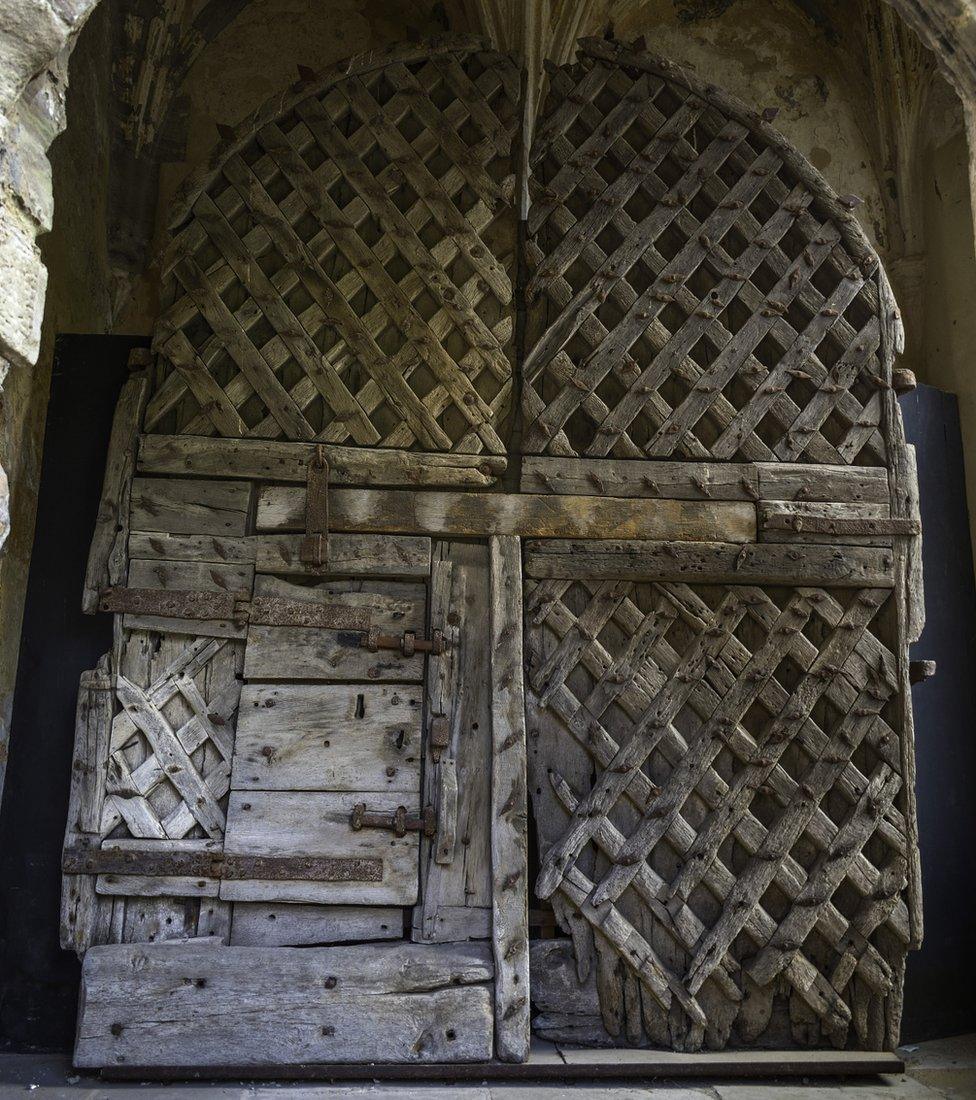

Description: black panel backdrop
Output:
[0,335,142,1050]
[0,341,973,1050]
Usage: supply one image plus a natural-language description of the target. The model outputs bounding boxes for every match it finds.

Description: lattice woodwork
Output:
[525,576,910,1051]
[523,39,889,466]
[145,43,519,453]
[102,632,244,841]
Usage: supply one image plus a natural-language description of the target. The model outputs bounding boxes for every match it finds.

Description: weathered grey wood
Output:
[130,478,251,537]
[256,486,757,542]
[124,558,254,638]
[60,659,114,953]
[229,903,402,946]
[414,542,492,941]
[524,539,894,586]
[82,368,150,613]
[128,531,255,565]
[221,791,418,905]
[757,463,890,504]
[489,535,530,1063]
[521,457,758,500]
[253,533,431,577]
[232,683,421,793]
[243,575,426,682]
[96,874,219,898]
[530,940,610,1047]
[138,434,507,487]
[75,941,494,1067]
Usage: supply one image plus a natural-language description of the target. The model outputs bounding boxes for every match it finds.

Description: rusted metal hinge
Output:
[349,802,436,838]
[299,443,330,569]
[99,587,371,632]
[349,627,447,656]
[429,714,450,763]
[62,845,382,883]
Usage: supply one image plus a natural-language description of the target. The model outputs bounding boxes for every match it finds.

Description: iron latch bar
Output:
[349,802,436,838]
[99,587,371,632]
[299,444,330,569]
[356,627,447,656]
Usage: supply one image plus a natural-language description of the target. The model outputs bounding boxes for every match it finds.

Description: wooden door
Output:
[62,33,923,1070]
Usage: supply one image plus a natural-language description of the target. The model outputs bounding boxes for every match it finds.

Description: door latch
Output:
[350,802,436,838]
[355,628,447,656]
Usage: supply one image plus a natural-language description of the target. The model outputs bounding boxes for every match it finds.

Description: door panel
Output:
[232,683,421,793]
[221,790,419,905]
[243,575,427,681]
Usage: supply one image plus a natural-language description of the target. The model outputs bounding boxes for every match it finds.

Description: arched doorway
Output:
[61,35,921,1068]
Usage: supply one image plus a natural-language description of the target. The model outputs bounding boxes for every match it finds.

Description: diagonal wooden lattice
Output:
[145,44,519,453]
[525,578,910,1050]
[523,39,889,466]
[101,635,244,841]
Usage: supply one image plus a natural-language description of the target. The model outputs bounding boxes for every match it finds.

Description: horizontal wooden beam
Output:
[524,539,894,586]
[138,435,506,488]
[256,487,757,542]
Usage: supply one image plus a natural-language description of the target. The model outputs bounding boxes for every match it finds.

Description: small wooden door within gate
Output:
[62,34,922,1069]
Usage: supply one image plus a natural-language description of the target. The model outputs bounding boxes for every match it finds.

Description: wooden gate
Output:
[62,34,922,1068]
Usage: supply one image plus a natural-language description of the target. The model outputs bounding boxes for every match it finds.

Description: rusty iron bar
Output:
[349,802,436,838]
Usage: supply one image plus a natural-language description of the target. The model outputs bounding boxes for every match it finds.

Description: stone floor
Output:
[0,1034,972,1099]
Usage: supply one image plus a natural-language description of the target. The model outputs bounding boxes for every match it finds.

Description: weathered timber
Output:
[521,457,758,500]
[243,575,426,681]
[256,487,757,542]
[221,790,418,905]
[253,533,430,577]
[489,535,530,1063]
[524,539,894,586]
[232,683,421,793]
[138,435,507,487]
[130,478,251,537]
[75,941,494,1067]
[530,940,609,1047]
[229,903,402,947]
[82,367,150,613]
[414,542,492,943]
[60,660,114,954]
[757,464,890,504]
[758,501,915,544]
[128,531,254,565]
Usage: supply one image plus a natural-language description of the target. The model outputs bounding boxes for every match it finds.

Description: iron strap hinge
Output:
[98,587,371,632]
[349,802,436,838]
[299,444,330,569]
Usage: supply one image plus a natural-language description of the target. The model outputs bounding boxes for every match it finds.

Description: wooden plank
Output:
[253,533,430,578]
[75,941,494,1067]
[231,683,421,793]
[243,575,426,682]
[757,463,890,504]
[256,487,757,542]
[128,531,254,565]
[521,456,758,500]
[96,874,219,898]
[124,558,254,638]
[138,435,506,487]
[414,543,492,942]
[221,791,419,905]
[524,539,895,586]
[229,903,402,947]
[130,477,251,537]
[60,661,114,954]
[489,535,530,1063]
[82,368,150,613]
[529,940,607,1047]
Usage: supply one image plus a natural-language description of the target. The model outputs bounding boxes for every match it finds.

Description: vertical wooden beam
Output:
[488,535,530,1062]
[82,357,150,613]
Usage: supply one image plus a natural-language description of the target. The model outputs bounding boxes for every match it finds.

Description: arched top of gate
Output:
[144,32,904,470]
[522,37,904,469]
[144,35,521,452]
